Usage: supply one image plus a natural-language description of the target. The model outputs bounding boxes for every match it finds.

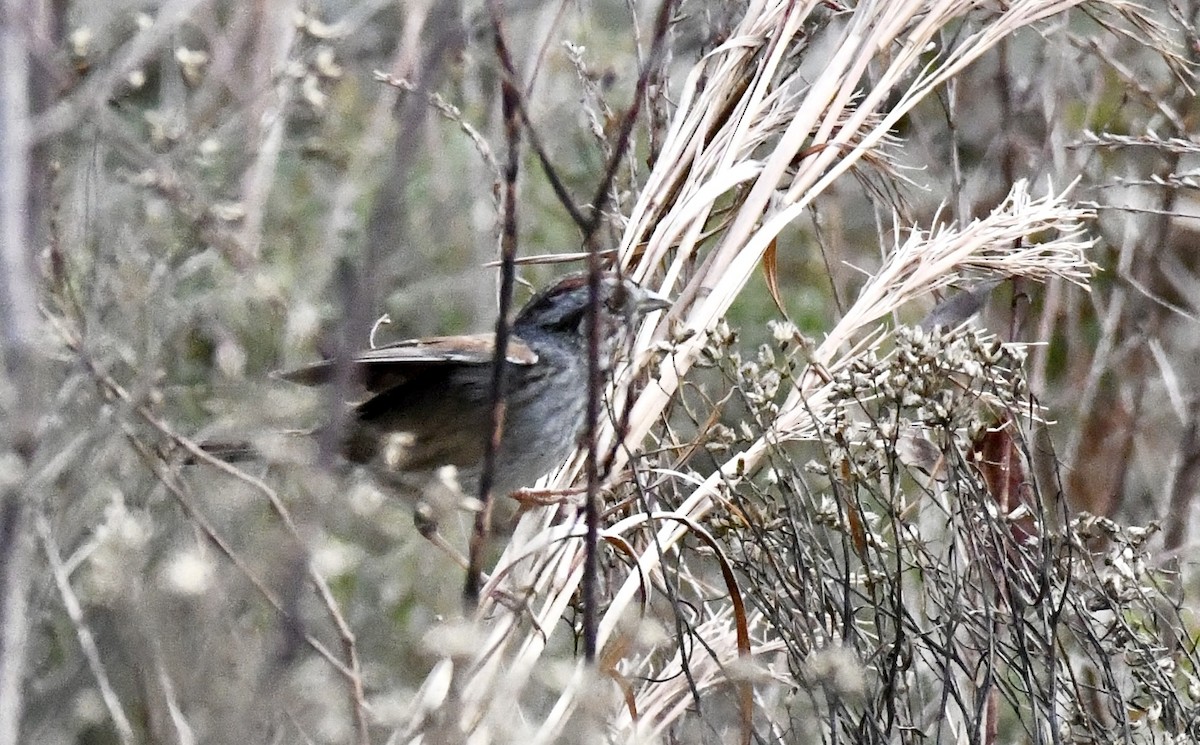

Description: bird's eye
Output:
[607,281,629,313]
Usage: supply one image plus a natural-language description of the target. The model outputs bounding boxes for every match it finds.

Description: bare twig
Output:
[35,514,137,745]
[466,0,523,607]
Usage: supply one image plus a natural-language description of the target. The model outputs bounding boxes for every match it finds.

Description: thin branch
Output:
[465,0,524,607]
[35,514,136,745]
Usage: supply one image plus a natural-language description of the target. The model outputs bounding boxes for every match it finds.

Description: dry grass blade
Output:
[804,179,1094,372]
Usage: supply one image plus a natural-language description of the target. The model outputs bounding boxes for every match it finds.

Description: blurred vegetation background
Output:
[2,0,1200,743]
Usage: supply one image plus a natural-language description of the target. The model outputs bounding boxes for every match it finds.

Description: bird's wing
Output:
[355,334,538,365]
[276,333,538,391]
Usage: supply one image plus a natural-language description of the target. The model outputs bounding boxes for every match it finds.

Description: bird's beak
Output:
[636,288,672,314]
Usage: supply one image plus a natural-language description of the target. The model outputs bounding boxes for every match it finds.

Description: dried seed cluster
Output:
[646,319,1199,743]
[828,324,1029,428]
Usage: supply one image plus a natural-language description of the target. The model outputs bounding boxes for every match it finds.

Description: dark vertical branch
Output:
[459,0,675,644]
[464,0,522,607]
[580,236,605,663]
[581,0,676,664]
[994,37,1016,188]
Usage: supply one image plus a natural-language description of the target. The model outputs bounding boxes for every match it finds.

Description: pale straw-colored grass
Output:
[399,1,1102,741]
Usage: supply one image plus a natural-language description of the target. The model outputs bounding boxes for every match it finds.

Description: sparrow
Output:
[200,272,669,530]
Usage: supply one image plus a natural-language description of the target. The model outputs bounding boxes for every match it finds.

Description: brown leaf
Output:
[762,238,787,316]
[973,414,1037,544]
